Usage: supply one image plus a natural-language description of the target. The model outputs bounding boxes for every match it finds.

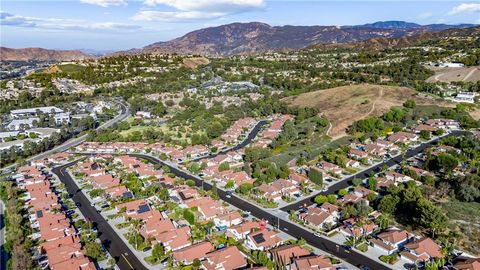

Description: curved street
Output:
[52,162,147,270]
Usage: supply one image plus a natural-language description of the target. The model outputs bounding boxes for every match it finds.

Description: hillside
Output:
[283,84,454,138]
[141,21,475,56]
[310,26,480,51]
[0,47,92,61]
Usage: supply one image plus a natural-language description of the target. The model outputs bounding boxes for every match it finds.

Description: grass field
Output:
[440,201,480,255]
[119,125,164,136]
[268,136,351,166]
[426,66,480,83]
[58,64,87,73]
[283,84,454,138]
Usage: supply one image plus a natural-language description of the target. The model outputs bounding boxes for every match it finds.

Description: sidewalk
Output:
[49,168,120,270]
[65,169,163,270]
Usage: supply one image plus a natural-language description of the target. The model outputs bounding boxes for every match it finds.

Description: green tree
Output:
[378,194,399,215]
[352,178,362,186]
[225,180,235,190]
[314,195,328,205]
[420,130,431,140]
[219,162,230,172]
[151,243,165,262]
[308,167,323,186]
[368,177,377,191]
[415,198,448,238]
[338,189,348,196]
[84,241,105,261]
[403,99,416,108]
[327,194,337,204]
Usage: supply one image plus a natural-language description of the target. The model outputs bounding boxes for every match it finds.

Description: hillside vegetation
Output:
[283,84,454,137]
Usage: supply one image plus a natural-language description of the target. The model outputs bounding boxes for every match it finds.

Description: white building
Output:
[10,106,63,118]
[454,92,478,104]
[439,62,465,68]
[6,118,39,131]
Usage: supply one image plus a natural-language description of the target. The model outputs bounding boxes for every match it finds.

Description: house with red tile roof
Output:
[404,166,433,178]
[49,254,96,270]
[336,193,364,205]
[89,174,120,189]
[115,199,155,220]
[105,185,133,201]
[245,229,283,251]
[387,132,418,144]
[453,257,480,270]
[227,220,262,241]
[364,143,387,157]
[349,148,369,160]
[173,241,215,265]
[186,197,227,220]
[400,237,443,263]
[269,245,311,267]
[370,229,411,255]
[258,179,300,201]
[376,177,395,190]
[214,211,243,229]
[140,215,175,241]
[353,186,375,198]
[202,246,247,270]
[318,161,342,175]
[290,255,335,270]
[385,171,413,183]
[289,172,309,185]
[339,219,378,238]
[155,226,192,252]
[299,205,339,230]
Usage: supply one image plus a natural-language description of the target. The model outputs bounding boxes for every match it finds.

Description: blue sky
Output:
[1,0,479,51]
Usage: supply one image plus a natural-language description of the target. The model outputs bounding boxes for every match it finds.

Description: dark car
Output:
[75,202,81,207]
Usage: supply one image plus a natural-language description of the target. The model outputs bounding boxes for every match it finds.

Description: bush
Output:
[357,243,368,252]
[185,179,196,187]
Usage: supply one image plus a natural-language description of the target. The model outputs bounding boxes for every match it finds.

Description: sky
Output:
[1,0,479,51]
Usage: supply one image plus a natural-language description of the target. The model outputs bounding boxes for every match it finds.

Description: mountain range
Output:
[0,47,91,61]
[1,21,477,60]
[141,21,476,56]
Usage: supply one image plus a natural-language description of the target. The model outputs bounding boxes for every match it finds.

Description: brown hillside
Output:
[283,84,454,138]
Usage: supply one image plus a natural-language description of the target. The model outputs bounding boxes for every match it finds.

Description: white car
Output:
[321,187,328,192]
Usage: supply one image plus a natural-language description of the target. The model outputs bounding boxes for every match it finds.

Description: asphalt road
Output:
[51,162,147,270]
[189,120,267,162]
[132,153,391,270]
[281,130,470,212]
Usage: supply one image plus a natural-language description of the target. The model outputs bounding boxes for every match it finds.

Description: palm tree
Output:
[130,219,144,250]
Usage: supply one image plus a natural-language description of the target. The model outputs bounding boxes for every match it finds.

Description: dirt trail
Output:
[463,68,478,81]
[326,88,383,138]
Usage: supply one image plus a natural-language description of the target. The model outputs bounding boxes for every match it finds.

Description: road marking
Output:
[121,254,134,269]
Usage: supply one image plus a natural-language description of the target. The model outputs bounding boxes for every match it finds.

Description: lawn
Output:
[119,125,164,136]
[268,135,351,166]
[58,63,87,73]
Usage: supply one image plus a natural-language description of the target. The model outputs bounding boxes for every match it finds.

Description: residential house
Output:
[202,246,247,270]
[245,229,283,251]
[400,238,443,263]
[173,241,215,265]
[370,229,411,255]
[290,255,335,270]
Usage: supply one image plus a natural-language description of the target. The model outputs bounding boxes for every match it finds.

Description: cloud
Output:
[132,10,226,22]
[133,0,265,22]
[79,0,127,7]
[448,3,480,15]
[0,12,142,32]
[417,12,433,19]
